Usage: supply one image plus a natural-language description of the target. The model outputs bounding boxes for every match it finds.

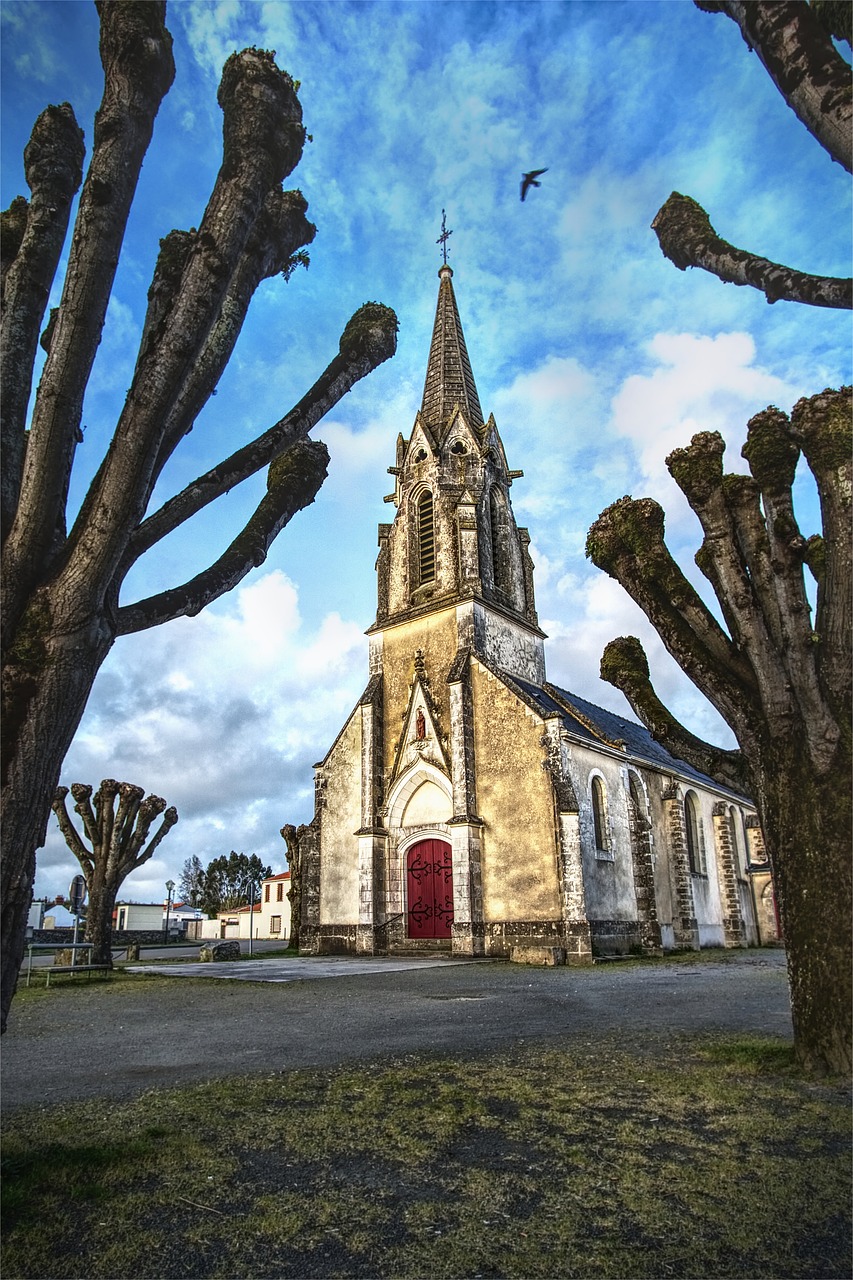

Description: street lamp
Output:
[164,879,175,943]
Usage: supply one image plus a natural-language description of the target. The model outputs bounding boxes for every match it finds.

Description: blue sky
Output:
[3,0,850,904]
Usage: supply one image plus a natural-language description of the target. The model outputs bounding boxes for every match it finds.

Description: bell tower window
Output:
[417,490,436,584]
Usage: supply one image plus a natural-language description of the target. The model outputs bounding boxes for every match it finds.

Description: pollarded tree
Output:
[589,1,851,1078]
[652,1,851,309]
[587,388,851,1075]
[51,780,178,967]
[281,822,307,952]
[0,1,398,1031]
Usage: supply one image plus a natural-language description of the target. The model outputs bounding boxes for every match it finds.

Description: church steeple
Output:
[371,261,544,684]
[420,265,483,440]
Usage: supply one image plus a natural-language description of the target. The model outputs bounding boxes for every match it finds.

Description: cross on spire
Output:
[436,209,452,265]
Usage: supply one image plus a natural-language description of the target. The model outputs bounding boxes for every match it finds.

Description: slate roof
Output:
[420,265,484,438]
[511,675,747,799]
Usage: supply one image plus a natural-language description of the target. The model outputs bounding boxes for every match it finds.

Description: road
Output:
[1,949,791,1115]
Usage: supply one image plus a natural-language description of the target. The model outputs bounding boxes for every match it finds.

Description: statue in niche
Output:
[416,709,426,740]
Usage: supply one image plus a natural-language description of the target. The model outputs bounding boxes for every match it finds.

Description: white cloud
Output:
[609,329,800,529]
[36,570,368,901]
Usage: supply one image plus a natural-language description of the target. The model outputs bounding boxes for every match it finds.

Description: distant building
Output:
[293,264,770,961]
[186,872,292,942]
[113,902,203,936]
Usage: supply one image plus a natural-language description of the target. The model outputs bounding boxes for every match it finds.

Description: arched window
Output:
[417,490,435,584]
[684,792,706,874]
[489,486,509,595]
[591,775,610,855]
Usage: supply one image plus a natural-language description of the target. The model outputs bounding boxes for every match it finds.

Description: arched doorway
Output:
[406,839,453,939]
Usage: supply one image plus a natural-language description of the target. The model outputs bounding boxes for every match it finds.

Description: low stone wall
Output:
[30,929,183,947]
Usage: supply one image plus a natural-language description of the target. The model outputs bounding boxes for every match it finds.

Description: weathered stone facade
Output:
[296,265,772,961]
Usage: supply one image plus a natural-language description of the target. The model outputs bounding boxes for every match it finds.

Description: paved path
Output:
[128,955,475,982]
[1,950,791,1115]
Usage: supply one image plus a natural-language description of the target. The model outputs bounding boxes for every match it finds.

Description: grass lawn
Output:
[2,1028,849,1280]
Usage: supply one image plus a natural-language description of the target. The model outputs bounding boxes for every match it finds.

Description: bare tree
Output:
[281,823,306,952]
[588,387,851,1078]
[51,780,178,966]
[652,1,852,309]
[0,2,397,1030]
[589,0,852,1077]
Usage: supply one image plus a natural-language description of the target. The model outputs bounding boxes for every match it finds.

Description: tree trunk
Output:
[757,738,852,1075]
[84,873,119,969]
[1,593,113,1029]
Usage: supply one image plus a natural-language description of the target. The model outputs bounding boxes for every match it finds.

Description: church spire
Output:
[419,264,484,439]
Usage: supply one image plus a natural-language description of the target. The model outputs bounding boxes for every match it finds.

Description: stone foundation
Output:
[589,918,644,957]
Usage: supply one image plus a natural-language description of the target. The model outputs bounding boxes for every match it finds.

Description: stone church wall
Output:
[379,611,457,775]
[470,661,561,932]
[318,710,362,927]
[571,746,645,954]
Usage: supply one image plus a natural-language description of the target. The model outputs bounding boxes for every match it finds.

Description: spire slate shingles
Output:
[420,265,484,438]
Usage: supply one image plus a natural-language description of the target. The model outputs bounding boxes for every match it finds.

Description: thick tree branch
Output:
[116,439,329,634]
[586,496,759,739]
[148,189,316,485]
[739,404,840,741]
[695,0,852,171]
[600,636,749,793]
[124,302,398,567]
[63,47,306,605]
[0,197,29,295]
[652,193,852,308]
[787,386,852,719]
[51,786,94,874]
[2,2,175,625]
[1,106,85,543]
[668,434,795,715]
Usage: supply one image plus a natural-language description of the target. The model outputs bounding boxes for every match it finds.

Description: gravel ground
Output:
[1,949,791,1115]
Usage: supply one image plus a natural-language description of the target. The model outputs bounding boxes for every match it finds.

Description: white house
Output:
[191,872,293,942]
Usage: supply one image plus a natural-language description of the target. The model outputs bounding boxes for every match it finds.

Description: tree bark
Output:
[695,1,852,172]
[281,823,304,952]
[652,193,852,309]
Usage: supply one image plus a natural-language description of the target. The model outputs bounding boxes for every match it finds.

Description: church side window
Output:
[684,791,707,875]
[417,490,436,584]
[490,486,510,595]
[591,775,611,856]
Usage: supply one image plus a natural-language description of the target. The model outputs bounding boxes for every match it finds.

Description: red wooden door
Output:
[406,840,453,939]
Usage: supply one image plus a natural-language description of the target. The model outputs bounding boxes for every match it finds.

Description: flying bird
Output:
[520,168,548,201]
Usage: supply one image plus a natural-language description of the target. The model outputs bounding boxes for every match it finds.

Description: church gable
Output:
[441,407,481,460]
[389,653,450,788]
[402,413,438,471]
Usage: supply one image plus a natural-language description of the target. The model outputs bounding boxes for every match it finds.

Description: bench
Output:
[44,964,112,988]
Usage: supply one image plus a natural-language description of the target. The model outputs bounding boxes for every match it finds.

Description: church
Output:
[294,261,769,962]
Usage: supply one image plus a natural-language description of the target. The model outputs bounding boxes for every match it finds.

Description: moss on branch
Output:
[742,407,800,490]
[789,385,852,473]
[340,302,399,365]
[218,49,304,183]
[586,496,666,573]
[666,431,725,504]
